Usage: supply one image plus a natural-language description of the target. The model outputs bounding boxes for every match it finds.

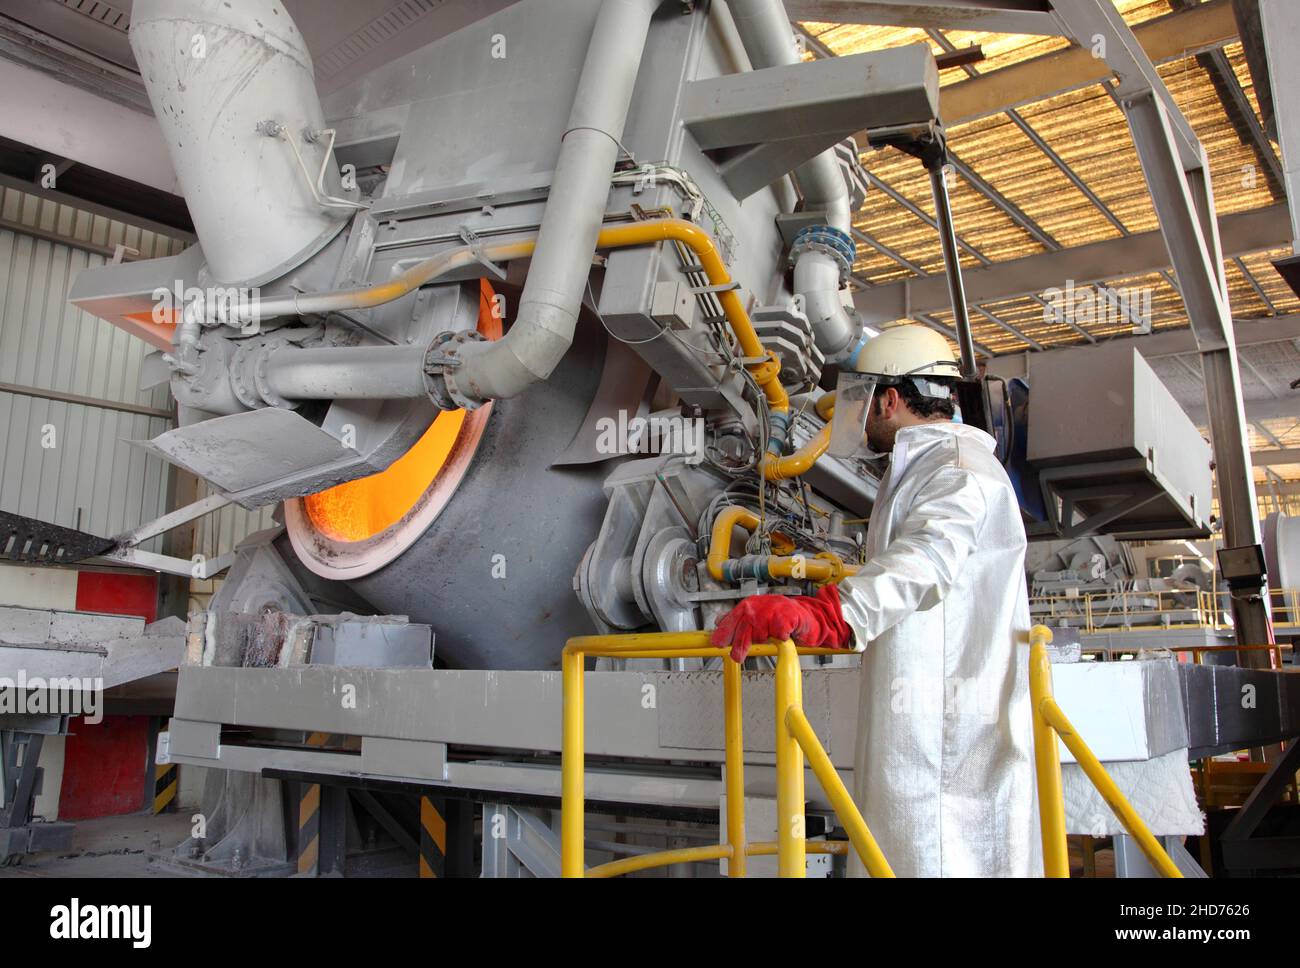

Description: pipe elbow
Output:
[793,248,861,359]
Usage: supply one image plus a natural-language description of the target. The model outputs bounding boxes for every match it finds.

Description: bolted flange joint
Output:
[424,329,487,411]
[789,225,857,286]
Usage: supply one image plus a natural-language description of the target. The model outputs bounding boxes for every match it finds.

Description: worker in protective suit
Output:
[712,325,1040,877]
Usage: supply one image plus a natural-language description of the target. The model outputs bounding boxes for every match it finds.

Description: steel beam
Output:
[1236,258,1281,316]
[784,0,1064,35]
[1049,0,1203,168]
[930,0,1238,127]
[854,205,1290,324]
[0,380,174,420]
[681,45,939,151]
[987,316,1300,375]
[0,58,176,195]
[1118,85,1269,660]
[1252,449,1300,468]
[1259,0,1300,250]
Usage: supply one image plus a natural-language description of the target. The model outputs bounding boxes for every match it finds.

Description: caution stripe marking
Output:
[153,763,178,814]
[419,796,446,878]
[298,783,321,875]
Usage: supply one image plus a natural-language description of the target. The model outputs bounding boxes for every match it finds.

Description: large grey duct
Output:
[130,0,349,287]
[446,0,660,406]
[728,0,862,359]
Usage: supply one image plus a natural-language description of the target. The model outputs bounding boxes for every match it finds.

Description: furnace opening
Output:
[296,280,500,546]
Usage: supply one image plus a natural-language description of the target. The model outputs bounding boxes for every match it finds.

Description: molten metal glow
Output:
[303,409,468,541]
[300,280,500,543]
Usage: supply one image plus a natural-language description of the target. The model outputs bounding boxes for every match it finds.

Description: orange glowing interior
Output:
[302,280,501,543]
[123,306,180,351]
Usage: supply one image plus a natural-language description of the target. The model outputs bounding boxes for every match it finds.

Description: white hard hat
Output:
[853,324,960,380]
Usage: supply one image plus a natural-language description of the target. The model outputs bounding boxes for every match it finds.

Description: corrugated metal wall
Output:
[0,185,280,564]
[0,186,185,547]
[193,482,278,561]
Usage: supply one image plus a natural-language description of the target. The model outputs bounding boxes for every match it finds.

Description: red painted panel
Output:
[75,571,158,623]
[58,715,150,819]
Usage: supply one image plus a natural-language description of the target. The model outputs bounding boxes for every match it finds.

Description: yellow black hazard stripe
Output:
[153,761,178,814]
[419,796,446,878]
[298,783,321,875]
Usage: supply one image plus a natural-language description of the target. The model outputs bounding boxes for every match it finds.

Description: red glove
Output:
[710,585,852,664]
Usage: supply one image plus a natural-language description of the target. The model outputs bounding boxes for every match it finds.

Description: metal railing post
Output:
[1029,626,1070,877]
[723,657,747,877]
[561,647,585,877]
[775,638,807,877]
[786,705,895,877]
[559,631,880,879]
[1029,623,1183,879]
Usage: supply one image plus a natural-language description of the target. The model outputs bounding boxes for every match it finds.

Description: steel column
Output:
[1120,92,1269,663]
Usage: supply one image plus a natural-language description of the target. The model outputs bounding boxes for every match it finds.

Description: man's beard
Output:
[865,420,893,455]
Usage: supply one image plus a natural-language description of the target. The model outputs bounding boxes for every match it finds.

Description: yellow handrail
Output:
[1028,625,1183,878]
[561,630,892,878]
[564,624,1183,879]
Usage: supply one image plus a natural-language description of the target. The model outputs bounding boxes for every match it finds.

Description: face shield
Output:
[828,371,881,459]
[827,365,959,460]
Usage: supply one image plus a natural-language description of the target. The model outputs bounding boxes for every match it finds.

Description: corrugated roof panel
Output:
[859,148,1047,264]
[1224,259,1274,318]
[1257,418,1300,448]
[944,110,1121,249]
[1014,82,1160,234]
[1159,54,1279,216]
[811,1,1293,369]
[1239,249,1300,315]
[932,28,1069,76]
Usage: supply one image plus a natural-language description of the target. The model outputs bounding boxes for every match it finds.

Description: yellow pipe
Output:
[1029,626,1069,878]
[786,705,895,877]
[724,657,747,878]
[586,843,733,879]
[561,648,585,877]
[585,838,856,877]
[763,392,837,481]
[747,840,847,857]
[584,647,843,660]
[706,504,858,584]
[564,631,721,656]
[707,506,761,582]
[1040,696,1183,878]
[767,554,857,583]
[764,424,832,480]
[592,220,788,414]
[775,638,806,877]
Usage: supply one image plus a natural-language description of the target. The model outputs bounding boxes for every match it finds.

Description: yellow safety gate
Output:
[1029,626,1182,877]
[561,626,1184,878]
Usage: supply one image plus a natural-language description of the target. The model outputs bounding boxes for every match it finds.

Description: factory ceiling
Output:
[798,0,1300,492]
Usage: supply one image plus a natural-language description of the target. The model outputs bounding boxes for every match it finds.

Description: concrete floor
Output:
[0,811,200,878]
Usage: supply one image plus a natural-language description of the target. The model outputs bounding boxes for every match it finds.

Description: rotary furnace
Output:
[69,0,947,668]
